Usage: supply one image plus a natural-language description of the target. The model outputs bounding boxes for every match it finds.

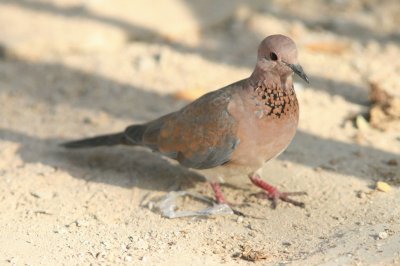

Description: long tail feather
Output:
[61,132,125,148]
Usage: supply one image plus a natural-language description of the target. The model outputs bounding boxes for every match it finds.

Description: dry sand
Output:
[0,0,399,265]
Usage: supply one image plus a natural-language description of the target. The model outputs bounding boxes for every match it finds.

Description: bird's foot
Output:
[210,182,245,216]
[249,174,307,209]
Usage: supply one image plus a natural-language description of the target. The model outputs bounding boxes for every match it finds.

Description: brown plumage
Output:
[62,34,309,209]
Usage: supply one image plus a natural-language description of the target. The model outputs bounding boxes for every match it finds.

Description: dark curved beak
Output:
[289,63,309,84]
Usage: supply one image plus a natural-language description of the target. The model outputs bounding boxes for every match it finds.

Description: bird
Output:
[61,34,309,209]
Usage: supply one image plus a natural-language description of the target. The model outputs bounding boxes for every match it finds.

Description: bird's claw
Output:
[249,174,307,209]
[252,190,307,209]
[270,191,307,209]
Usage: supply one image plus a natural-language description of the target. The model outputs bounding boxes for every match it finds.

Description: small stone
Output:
[378,231,388,239]
[236,216,244,223]
[239,244,268,262]
[147,201,154,211]
[75,219,89,227]
[101,241,111,250]
[355,115,369,131]
[376,181,391,192]
[7,257,18,264]
[387,159,398,166]
[53,226,68,234]
[30,190,54,199]
[356,190,366,199]
[124,255,132,262]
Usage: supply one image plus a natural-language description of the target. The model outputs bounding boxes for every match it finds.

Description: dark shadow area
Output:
[1,54,370,124]
[2,0,250,63]
[258,3,400,44]
[0,57,202,192]
[0,58,184,122]
[3,0,381,105]
[282,130,399,182]
[306,74,369,105]
[3,0,161,41]
[0,128,203,191]
[0,126,398,191]
[7,0,400,46]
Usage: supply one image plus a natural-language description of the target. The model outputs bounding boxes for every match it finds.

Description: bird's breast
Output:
[228,84,299,168]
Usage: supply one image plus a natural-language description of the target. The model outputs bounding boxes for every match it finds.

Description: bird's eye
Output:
[270,52,278,61]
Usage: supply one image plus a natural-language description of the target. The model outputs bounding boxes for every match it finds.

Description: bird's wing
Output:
[125,86,241,169]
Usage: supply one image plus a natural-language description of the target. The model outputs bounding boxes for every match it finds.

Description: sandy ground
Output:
[1,0,400,265]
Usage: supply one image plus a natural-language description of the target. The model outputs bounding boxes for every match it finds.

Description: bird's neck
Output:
[245,72,298,119]
[248,70,294,93]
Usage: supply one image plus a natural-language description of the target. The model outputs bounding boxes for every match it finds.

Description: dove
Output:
[62,34,309,209]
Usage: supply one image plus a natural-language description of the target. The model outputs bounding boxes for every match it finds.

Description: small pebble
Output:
[53,226,68,234]
[355,115,369,131]
[101,241,111,250]
[147,201,154,210]
[236,216,244,223]
[30,190,54,199]
[7,257,18,264]
[376,181,391,192]
[75,219,89,227]
[248,231,256,237]
[356,190,366,199]
[378,231,388,239]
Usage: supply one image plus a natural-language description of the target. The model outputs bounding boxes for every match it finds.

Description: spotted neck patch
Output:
[251,82,298,119]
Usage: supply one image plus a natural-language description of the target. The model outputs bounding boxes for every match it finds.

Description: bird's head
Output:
[255,34,309,83]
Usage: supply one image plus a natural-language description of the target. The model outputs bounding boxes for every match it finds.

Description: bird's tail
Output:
[61,132,126,149]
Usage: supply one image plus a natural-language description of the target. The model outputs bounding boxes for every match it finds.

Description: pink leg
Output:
[210,182,227,204]
[209,182,244,216]
[249,174,307,209]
